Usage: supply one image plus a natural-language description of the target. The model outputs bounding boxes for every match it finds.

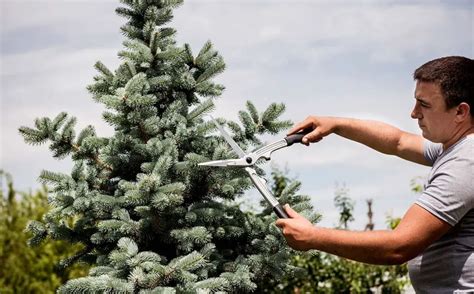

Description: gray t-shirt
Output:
[408,135,474,293]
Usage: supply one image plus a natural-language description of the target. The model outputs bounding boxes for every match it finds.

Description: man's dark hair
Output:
[414,56,474,117]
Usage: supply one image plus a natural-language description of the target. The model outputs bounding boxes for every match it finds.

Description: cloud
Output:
[1,0,471,230]
[1,1,119,33]
[173,1,471,67]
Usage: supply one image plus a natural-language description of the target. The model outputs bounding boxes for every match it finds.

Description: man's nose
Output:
[411,105,421,119]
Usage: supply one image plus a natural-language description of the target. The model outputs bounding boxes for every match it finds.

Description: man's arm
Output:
[288,116,430,166]
[275,204,452,265]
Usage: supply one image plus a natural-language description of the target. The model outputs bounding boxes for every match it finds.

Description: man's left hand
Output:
[275,205,317,251]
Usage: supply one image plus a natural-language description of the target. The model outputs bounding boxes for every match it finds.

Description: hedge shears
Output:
[198,119,309,218]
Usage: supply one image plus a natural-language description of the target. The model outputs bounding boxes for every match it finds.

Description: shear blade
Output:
[198,159,240,167]
[210,116,246,157]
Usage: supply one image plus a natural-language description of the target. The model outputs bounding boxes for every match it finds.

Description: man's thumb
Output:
[284,204,299,218]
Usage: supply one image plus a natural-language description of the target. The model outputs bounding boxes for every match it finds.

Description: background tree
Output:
[0,171,89,294]
[18,0,318,292]
[365,199,375,231]
[334,184,355,229]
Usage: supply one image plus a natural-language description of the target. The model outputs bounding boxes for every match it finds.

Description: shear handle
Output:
[273,204,289,218]
[284,129,312,146]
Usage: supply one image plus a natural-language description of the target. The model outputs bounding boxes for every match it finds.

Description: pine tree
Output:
[19,1,319,292]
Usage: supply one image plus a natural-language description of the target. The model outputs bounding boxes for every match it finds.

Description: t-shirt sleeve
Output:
[423,139,442,166]
[415,157,474,226]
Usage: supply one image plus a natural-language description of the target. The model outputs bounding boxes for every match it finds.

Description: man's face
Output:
[411,81,457,143]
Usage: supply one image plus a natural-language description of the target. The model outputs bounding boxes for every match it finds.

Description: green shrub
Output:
[0,171,89,293]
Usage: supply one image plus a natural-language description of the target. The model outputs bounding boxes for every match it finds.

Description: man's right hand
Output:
[287,116,339,145]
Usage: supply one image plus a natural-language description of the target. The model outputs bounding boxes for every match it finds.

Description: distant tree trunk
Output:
[365,199,374,231]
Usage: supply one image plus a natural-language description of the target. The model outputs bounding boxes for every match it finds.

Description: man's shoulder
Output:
[423,140,443,165]
[435,135,473,161]
[449,135,474,159]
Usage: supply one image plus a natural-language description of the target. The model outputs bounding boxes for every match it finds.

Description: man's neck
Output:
[442,124,474,150]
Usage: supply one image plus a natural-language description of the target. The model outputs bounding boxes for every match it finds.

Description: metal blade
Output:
[211,116,246,157]
[198,159,241,167]
[245,167,279,207]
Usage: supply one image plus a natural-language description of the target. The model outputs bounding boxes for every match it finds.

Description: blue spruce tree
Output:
[19,0,319,292]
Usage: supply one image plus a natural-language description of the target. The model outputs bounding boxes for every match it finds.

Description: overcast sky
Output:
[1,0,472,229]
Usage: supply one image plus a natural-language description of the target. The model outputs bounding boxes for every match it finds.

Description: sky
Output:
[1,0,473,230]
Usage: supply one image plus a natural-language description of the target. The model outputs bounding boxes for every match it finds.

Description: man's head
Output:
[414,56,473,115]
[411,56,474,144]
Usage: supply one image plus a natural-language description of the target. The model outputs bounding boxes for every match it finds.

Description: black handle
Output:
[273,204,289,218]
[284,129,312,146]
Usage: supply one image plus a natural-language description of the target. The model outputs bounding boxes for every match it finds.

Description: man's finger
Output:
[303,129,322,143]
[275,219,286,228]
[284,204,300,218]
[287,124,303,136]
[287,120,311,136]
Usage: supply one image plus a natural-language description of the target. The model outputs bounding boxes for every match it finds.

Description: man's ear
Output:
[455,102,471,123]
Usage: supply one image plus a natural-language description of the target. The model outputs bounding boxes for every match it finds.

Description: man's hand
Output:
[287,116,339,145]
[275,205,317,251]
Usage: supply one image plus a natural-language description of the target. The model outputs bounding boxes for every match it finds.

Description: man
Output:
[276,56,474,292]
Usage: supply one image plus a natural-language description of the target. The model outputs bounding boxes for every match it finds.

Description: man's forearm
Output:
[276,205,448,265]
[333,118,403,156]
[309,226,405,265]
[290,116,426,164]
